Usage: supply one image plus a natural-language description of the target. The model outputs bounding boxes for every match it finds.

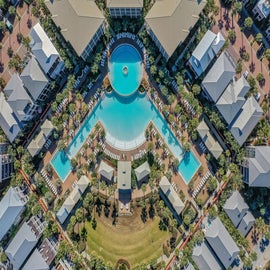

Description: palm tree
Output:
[141,183,147,200]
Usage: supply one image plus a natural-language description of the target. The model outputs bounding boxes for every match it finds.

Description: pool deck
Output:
[100,35,145,76]
[41,115,209,209]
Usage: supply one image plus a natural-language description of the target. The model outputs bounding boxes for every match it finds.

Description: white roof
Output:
[0,187,27,241]
[189,31,225,77]
[98,160,114,181]
[159,176,184,215]
[135,161,150,181]
[230,96,263,146]
[30,22,60,74]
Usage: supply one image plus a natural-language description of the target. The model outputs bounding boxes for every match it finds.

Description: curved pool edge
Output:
[108,43,143,97]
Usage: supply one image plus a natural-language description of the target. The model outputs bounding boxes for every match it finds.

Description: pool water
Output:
[108,44,143,96]
[51,92,200,182]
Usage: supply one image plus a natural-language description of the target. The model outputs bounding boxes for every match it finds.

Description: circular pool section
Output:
[108,44,143,96]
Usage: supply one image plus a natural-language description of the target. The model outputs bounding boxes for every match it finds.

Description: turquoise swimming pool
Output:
[108,44,143,96]
[51,92,200,182]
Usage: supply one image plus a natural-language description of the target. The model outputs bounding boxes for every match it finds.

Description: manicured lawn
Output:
[85,211,170,267]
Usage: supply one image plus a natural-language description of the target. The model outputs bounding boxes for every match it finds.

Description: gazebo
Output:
[98,160,114,182]
[134,161,150,184]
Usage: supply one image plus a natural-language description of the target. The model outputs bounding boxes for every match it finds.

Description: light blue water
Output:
[51,93,200,182]
[108,44,143,96]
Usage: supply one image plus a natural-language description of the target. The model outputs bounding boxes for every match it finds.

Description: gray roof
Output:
[145,0,206,58]
[184,263,195,270]
[216,76,250,125]
[21,57,49,101]
[202,52,235,102]
[5,216,44,270]
[192,241,222,270]
[98,160,114,181]
[30,22,60,74]
[22,238,57,270]
[22,249,49,270]
[57,175,89,223]
[4,73,33,122]
[0,187,27,241]
[106,0,143,8]
[27,119,53,157]
[188,30,225,77]
[135,161,150,181]
[0,92,21,143]
[159,176,184,215]
[205,217,240,269]
[117,161,131,190]
[223,190,249,227]
[45,0,105,57]
[197,119,223,159]
[238,211,255,236]
[244,146,270,187]
[230,96,263,146]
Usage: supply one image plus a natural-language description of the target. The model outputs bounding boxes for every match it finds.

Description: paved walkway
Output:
[0,2,38,82]
[212,1,270,98]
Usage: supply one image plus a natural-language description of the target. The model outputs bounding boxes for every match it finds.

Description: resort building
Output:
[223,190,255,236]
[5,216,46,270]
[192,241,223,270]
[106,0,143,18]
[98,160,114,182]
[188,30,225,77]
[159,176,184,223]
[145,0,207,60]
[45,0,106,61]
[4,73,36,122]
[0,92,22,143]
[205,217,240,269]
[242,146,270,187]
[117,161,131,193]
[56,175,89,224]
[0,186,28,241]
[27,119,54,157]
[30,22,64,79]
[216,75,250,125]
[229,96,263,146]
[252,0,270,21]
[20,58,51,102]
[135,161,150,184]
[197,119,223,159]
[22,238,57,270]
[201,52,235,103]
